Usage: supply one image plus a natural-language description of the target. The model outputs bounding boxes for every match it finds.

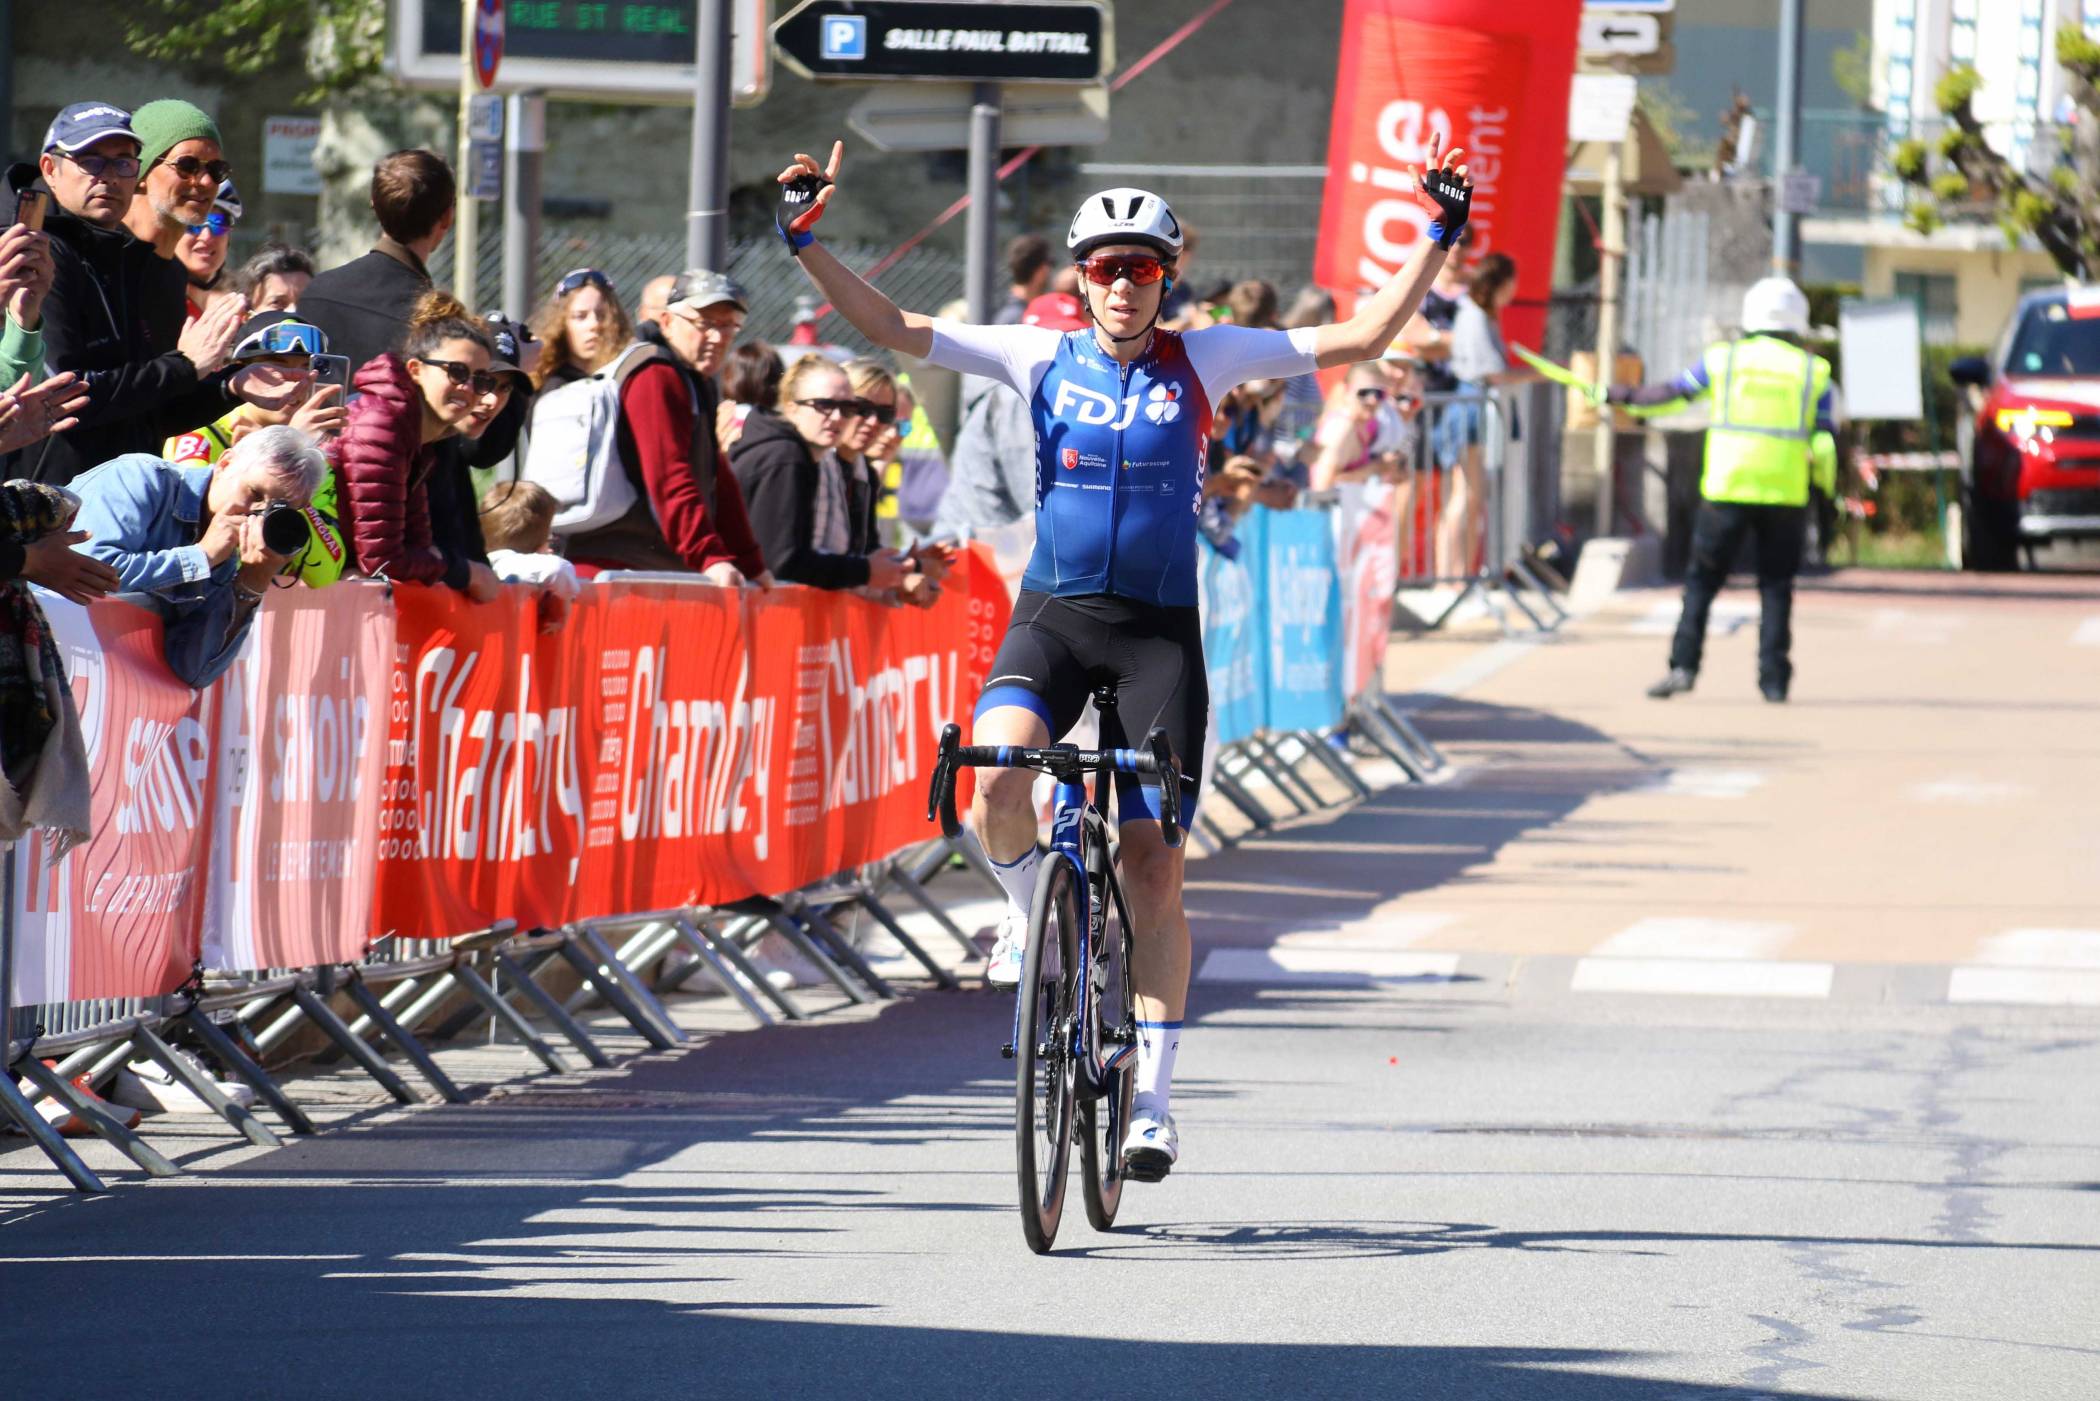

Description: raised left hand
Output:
[1410,133,1472,249]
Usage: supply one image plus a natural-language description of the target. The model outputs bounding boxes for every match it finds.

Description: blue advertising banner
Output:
[1256,507,1346,733]
[1198,525,1264,747]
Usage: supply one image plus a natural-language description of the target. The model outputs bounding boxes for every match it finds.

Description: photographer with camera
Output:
[66,423,326,686]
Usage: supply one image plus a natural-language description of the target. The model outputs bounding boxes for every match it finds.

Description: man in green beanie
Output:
[123,99,230,261]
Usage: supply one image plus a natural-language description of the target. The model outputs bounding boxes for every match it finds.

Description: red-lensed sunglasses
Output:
[1079,254,1167,287]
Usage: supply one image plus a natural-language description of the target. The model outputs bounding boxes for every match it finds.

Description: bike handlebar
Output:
[926,723,1183,849]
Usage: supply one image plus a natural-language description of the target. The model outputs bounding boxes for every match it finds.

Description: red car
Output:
[1950,286,2100,570]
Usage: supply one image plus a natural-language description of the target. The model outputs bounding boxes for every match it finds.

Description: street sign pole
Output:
[502,92,545,318]
[1592,127,1626,536]
[1772,0,1804,273]
[965,83,1001,323]
[455,0,478,307]
[688,0,734,272]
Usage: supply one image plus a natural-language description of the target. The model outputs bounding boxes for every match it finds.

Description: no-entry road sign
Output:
[772,0,1110,83]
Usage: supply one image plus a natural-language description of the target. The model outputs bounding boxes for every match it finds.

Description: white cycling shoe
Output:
[984,911,1028,988]
[1121,1106,1178,1182]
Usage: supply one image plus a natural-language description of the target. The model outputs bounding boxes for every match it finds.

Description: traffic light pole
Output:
[964,83,1001,324]
[688,0,734,271]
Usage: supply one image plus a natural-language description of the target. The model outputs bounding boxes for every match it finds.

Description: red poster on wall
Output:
[1314,0,1583,353]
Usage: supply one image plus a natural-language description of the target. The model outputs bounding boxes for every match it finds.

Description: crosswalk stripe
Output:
[1637,769,1766,800]
[1971,929,2100,969]
[1592,917,1794,961]
[2073,616,2100,646]
[1946,968,2100,1006]
[1198,948,1462,985]
[1571,957,1834,999]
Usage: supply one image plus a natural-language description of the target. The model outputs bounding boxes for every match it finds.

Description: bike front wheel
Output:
[1015,855,1080,1254]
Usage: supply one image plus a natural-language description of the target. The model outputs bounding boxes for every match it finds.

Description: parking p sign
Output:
[821,15,868,60]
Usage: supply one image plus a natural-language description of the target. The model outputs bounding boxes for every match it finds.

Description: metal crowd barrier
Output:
[1,822,1004,1193]
[1385,388,1567,637]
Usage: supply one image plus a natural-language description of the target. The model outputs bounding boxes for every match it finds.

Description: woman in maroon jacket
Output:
[334,291,502,599]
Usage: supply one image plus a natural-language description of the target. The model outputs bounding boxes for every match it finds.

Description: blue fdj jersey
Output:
[928,319,1320,607]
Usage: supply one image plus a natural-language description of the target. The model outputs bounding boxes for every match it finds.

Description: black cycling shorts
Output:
[973,590,1206,825]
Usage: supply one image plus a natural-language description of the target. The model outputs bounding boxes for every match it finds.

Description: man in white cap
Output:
[1607,276,1838,703]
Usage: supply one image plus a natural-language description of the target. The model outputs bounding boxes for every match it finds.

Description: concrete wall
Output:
[1861,243,2065,347]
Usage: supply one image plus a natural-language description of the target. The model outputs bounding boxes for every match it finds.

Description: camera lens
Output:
[258,501,310,557]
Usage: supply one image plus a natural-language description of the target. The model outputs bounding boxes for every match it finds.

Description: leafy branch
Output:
[123,0,388,101]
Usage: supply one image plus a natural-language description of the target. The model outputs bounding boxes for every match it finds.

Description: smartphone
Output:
[309,353,352,396]
[14,189,47,232]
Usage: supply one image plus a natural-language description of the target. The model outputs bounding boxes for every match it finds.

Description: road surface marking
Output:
[1946,967,2100,1006]
[1869,607,1959,644]
[1592,917,1796,960]
[1198,948,1463,985]
[2073,616,2100,646]
[1571,957,1834,998]
[1277,911,1457,950]
[1908,778,2029,803]
[1970,929,2100,969]
[1629,599,1754,636]
[1638,768,1766,799]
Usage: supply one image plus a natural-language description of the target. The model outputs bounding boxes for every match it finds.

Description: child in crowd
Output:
[479,481,580,604]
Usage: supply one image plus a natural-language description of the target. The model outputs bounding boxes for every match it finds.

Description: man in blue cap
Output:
[5,101,253,484]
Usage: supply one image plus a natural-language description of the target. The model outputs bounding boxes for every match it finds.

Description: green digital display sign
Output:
[422,1,698,66]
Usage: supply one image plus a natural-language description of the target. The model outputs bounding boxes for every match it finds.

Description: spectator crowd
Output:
[0,94,1518,845]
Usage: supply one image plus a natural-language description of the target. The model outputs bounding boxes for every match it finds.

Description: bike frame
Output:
[1009,770,1141,1104]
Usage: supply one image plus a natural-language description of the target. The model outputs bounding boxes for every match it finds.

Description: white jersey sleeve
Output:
[1184,324,1321,406]
[926,320,1065,399]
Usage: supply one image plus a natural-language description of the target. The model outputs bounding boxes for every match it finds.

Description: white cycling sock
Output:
[988,844,1041,922]
[1134,1019,1182,1116]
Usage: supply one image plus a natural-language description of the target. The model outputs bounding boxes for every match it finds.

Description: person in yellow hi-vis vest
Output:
[1607,277,1838,704]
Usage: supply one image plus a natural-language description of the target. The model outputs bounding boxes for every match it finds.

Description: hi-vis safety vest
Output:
[1699,336,1833,507]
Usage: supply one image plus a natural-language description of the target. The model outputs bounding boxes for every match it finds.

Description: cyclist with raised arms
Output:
[778,138,1473,1182]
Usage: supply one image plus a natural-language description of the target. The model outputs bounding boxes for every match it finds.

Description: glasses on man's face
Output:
[1356,387,1389,404]
[796,397,858,419]
[418,357,501,396]
[160,154,233,184]
[556,267,614,298]
[1079,254,1167,287]
[184,211,231,238]
[60,151,140,181]
[847,398,897,425]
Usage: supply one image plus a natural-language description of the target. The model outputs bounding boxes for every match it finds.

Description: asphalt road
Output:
[4,569,2097,1400]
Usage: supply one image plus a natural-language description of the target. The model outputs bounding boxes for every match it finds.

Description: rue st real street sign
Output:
[772,0,1110,84]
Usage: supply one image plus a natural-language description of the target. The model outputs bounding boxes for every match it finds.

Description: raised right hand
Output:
[290,383,347,439]
[774,141,841,252]
[178,293,248,375]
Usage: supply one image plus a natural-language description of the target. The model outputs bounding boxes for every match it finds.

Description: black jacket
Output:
[4,163,234,484]
[729,410,871,590]
[297,238,432,375]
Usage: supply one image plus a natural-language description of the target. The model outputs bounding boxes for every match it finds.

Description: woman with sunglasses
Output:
[175,181,242,324]
[529,267,633,390]
[333,290,504,602]
[730,354,912,592]
[775,136,1474,1185]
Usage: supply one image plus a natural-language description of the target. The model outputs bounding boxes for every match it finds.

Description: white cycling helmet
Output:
[1067,187,1184,259]
[1741,276,1810,337]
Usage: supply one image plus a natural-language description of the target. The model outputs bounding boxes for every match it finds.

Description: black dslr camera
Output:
[256,501,310,557]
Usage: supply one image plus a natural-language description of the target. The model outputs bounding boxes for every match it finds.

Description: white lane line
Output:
[1638,768,1766,799]
[1908,778,2029,804]
[1628,599,1755,637]
[1571,957,1834,999]
[2073,616,2100,646]
[1276,911,1457,951]
[1592,917,1795,961]
[1198,948,1463,985]
[1868,607,1959,644]
[1947,968,2100,1006]
[1971,929,2100,969]
[0,1254,362,1263]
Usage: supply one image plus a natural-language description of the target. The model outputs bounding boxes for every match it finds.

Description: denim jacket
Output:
[68,453,253,688]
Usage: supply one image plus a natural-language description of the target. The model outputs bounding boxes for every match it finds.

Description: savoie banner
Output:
[8,551,1010,1001]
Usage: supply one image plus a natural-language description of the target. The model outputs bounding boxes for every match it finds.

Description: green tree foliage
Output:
[1893,25,2100,277]
[1832,33,1874,110]
[123,0,386,99]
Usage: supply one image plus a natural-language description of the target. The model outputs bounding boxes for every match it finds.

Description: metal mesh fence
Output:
[1077,164,1328,297]
[425,224,968,353]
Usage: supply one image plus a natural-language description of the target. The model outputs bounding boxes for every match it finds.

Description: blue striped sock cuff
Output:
[1136,1019,1184,1029]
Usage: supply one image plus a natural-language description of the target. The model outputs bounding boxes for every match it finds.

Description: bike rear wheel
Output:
[1015,856,1079,1254]
[1081,877,1136,1231]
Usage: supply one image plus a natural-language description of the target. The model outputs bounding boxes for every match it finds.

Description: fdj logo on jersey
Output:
[1052,379,1188,430]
